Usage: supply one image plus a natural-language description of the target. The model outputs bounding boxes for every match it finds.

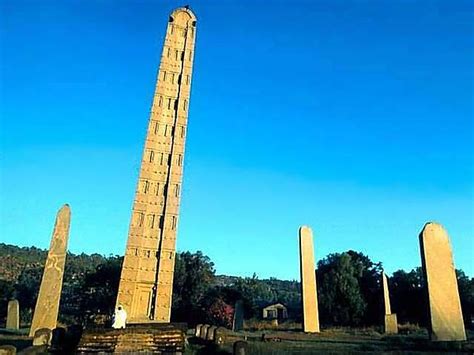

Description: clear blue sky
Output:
[1,0,473,280]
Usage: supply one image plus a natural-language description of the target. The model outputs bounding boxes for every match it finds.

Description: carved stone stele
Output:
[116,7,197,323]
[419,222,466,341]
[6,300,19,330]
[299,226,320,333]
[29,205,71,337]
[382,272,398,334]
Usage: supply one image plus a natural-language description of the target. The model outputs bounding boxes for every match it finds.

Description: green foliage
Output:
[80,256,123,323]
[0,243,472,330]
[171,251,216,324]
[317,252,368,326]
[389,268,426,326]
[454,270,473,329]
[0,279,15,324]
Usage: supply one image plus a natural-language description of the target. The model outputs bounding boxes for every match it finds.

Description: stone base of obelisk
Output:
[384,314,398,334]
[76,324,186,353]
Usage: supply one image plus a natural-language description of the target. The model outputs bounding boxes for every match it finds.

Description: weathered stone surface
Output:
[29,205,71,337]
[6,300,19,330]
[214,327,227,345]
[0,345,16,355]
[232,300,244,331]
[419,222,466,341]
[194,324,203,337]
[299,226,320,333]
[77,326,185,353]
[32,328,52,346]
[384,314,398,334]
[382,272,398,334]
[200,324,210,339]
[205,326,216,341]
[382,272,391,315]
[116,6,197,324]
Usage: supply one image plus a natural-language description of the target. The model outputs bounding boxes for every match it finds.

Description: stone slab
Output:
[382,272,391,315]
[200,324,210,339]
[299,226,320,333]
[32,328,52,346]
[384,314,398,334]
[232,300,244,331]
[419,222,466,341]
[6,300,19,330]
[29,205,71,337]
[195,324,203,337]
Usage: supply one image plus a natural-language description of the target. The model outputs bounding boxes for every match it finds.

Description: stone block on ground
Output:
[0,345,16,355]
[384,314,398,334]
[76,326,185,353]
[200,324,210,339]
[32,328,52,346]
[206,326,217,341]
[194,324,203,337]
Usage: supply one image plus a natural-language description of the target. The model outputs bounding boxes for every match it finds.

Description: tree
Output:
[0,279,15,325]
[317,252,368,326]
[80,256,122,323]
[389,268,426,326]
[171,251,215,324]
[14,267,43,323]
[231,273,276,318]
[207,298,234,328]
[455,270,473,329]
[346,250,383,325]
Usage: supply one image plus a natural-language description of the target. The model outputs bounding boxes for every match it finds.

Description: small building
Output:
[262,303,288,320]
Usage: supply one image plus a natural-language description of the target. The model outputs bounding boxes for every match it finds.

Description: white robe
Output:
[112,308,127,329]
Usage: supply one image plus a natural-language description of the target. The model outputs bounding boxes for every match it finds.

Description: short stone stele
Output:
[299,226,320,333]
[382,272,398,334]
[6,300,19,330]
[419,222,466,341]
[232,300,244,331]
[194,324,203,337]
[29,205,71,337]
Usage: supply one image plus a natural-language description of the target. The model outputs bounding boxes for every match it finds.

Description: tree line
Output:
[0,243,472,329]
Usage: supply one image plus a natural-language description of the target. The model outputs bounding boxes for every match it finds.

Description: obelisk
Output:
[299,226,320,333]
[29,204,71,336]
[419,222,466,341]
[382,272,397,334]
[116,7,197,323]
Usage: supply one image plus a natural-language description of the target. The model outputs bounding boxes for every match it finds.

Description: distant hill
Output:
[0,243,112,283]
[0,243,46,282]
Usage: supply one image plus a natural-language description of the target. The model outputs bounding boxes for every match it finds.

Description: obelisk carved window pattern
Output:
[116,7,196,323]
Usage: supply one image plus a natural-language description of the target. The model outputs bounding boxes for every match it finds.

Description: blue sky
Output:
[1,0,473,280]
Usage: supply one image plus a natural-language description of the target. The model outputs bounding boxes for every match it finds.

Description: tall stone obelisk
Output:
[382,272,397,334]
[116,7,197,323]
[419,222,466,341]
[299,226,320,333]
[29,204,71,336]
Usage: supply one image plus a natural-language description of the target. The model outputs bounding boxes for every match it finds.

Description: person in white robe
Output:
[112,305,127,329]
